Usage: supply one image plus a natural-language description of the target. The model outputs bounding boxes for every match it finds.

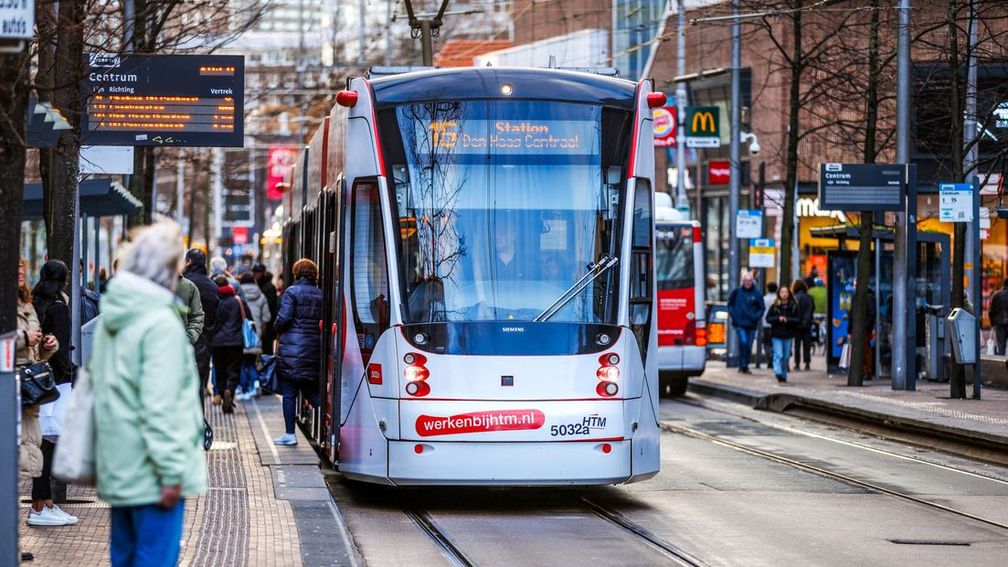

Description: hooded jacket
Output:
[240,282,271,336]
[274,277,323,381]
[175,276,205,345]
[90,272,207,507]
[183,262,219,345]
[727,284,765,330]
[212,284,246,348]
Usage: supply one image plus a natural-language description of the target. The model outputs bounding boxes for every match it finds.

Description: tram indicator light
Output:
[647,92,667,108]
[336,90,358,108]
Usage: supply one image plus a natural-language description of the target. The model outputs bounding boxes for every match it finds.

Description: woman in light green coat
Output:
[90,221,206,567]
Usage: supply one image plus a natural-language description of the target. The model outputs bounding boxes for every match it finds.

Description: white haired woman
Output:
[90,221,207,567]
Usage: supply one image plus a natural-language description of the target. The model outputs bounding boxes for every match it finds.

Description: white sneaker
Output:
[273,433,298,446]
[49,505,79,525]
[26,506,72,527]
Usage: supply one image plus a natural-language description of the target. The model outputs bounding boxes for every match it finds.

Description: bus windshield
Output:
[383,100,633,324]
[656,225,694,290]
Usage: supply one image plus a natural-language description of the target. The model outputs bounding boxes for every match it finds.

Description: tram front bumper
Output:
[387,439,633,486]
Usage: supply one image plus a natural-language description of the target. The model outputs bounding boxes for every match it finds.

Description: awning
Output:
[22,179,142,220]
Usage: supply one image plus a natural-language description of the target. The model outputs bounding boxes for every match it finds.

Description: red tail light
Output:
[692,225,702,243]
[647,92,667,108]
[695,323,708,347]
[336,89,358,107]
[597,352,620,397]
[404,352,430,397]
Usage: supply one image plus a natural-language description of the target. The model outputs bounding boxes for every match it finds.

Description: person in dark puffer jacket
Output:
[211,277,247,414]
[272,258,322,446]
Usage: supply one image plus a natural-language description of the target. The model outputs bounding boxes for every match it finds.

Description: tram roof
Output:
[369,67,637,110]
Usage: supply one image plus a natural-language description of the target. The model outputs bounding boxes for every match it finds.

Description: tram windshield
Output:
[383,100,633,324]
[656,225,694,290]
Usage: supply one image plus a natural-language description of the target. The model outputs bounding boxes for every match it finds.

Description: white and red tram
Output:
[283,67,664,485]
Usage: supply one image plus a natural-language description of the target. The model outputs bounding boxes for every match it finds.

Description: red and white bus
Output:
[655,196,706,396]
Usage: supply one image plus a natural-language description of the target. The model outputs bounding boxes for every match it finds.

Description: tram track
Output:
[580,497,710,567]
[402,505,478,567]
[661,419,1008,533]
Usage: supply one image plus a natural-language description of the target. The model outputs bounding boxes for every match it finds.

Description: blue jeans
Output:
[773,338,793,380]
[736,327,757,370]
[279,378,319,435]
[110,501,185,567]
[240,356,259,393]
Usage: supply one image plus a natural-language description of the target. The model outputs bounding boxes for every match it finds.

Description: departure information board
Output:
[83,54,244,147]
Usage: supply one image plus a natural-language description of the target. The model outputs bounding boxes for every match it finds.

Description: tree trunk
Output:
[849,0,882,387]
[779,3,803,285]
[42,0,85,266]
[0,47,31,333]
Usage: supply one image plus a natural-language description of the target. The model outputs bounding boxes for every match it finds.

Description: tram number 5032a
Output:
[551,423,590,436]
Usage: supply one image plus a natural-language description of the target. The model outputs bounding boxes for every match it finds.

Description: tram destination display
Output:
[818,163,905,211]
[83,53,244,147]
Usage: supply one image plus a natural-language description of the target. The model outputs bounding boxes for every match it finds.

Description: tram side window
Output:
[351,180,390,358]
[630,180,654,361]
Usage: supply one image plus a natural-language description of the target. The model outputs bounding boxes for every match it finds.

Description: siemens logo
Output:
[502,327,525,333]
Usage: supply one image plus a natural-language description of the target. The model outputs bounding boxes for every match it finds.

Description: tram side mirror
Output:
[629,250,651,303]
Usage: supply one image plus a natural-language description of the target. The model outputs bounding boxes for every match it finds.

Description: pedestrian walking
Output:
[30,260,79,527]
[760,282,777,368]
[766,284,800,383]
[183,249,219,404]
[90,221,207,567]
[989,279,1008,355]
[726,272,765,374]
[175,274,205,346]
[212,275,247,413]
[792,279,816,371]
[239,272,271,399]
[254,264,279,355]
[273,259,322,446]
[17,259,71,531]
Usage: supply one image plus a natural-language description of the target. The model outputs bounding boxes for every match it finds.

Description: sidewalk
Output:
[691,355,1008,450]
[19,395,355,567]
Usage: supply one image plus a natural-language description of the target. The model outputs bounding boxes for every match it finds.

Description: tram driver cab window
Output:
[351,180,390,359]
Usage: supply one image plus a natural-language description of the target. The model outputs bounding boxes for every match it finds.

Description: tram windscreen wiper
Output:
[534,254,619,322]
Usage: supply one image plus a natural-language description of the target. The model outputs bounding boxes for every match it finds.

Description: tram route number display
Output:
[818,163,905,212]
[82,53,245,147]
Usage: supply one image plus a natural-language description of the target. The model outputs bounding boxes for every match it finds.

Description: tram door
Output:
[321,185,344,461]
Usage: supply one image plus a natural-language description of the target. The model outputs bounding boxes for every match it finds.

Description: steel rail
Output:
[403,506,477,567]
[661,421,1008,532]
[581,497,710,567]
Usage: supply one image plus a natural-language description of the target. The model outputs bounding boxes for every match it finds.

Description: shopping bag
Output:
[259,355,279,394]
[52,367,96,486]
[839,342,851,370]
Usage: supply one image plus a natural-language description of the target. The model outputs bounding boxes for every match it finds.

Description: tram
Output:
[655,198,706,397]
[281,67,664,485]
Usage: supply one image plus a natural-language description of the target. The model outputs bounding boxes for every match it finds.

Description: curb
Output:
[688,378,1008,453]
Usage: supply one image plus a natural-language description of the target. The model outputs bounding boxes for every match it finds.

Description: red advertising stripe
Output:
[416,409,546,437]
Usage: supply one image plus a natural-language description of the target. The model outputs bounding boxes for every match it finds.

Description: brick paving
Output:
[19,398,305,567]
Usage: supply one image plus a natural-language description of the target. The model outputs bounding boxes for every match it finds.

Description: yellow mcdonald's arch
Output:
[691,111,716,134]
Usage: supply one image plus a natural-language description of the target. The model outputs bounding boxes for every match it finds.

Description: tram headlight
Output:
[404,352,431,396]
[596,366,620,381]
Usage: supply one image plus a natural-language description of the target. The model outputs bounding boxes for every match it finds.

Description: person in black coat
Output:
[272,258,323,445]
[211,277,247,414]
[183,249,219,403]
[253,263,279,355]
[791,279,816,371]
[766,284,801,383]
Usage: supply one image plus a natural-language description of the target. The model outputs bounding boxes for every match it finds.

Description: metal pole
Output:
[0,329,17,565]
[384,0,392,66]
[358,0,366,67]
[420,20,434,66]
[726,0,742,366]
[964,0,977,307]
[892,0,912,390]
[972,175,982,399]
[675,0,688,212]
[212,148,224,258]
[176,154,185,226]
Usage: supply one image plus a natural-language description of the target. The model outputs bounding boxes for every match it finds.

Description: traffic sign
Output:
[652,106,676,147]
[818,163,905,211]
[939,182,973,222]
[82,53,245,147]
[0,0,33,39]
[736,209,762,239]
[749,238,775,268]
[685,106,720,148]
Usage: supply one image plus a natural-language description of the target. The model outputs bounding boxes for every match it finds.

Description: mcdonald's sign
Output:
[685,105,721,148]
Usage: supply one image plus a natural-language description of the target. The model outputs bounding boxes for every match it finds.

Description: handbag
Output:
[259,354,279,394]
[18,362,60,407]
[237,299,262,355]
[839,341,852,370]
[52,367,96,486]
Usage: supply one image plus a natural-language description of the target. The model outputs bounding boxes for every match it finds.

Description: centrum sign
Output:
[818,163,905,211]
[0,0,34,39]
